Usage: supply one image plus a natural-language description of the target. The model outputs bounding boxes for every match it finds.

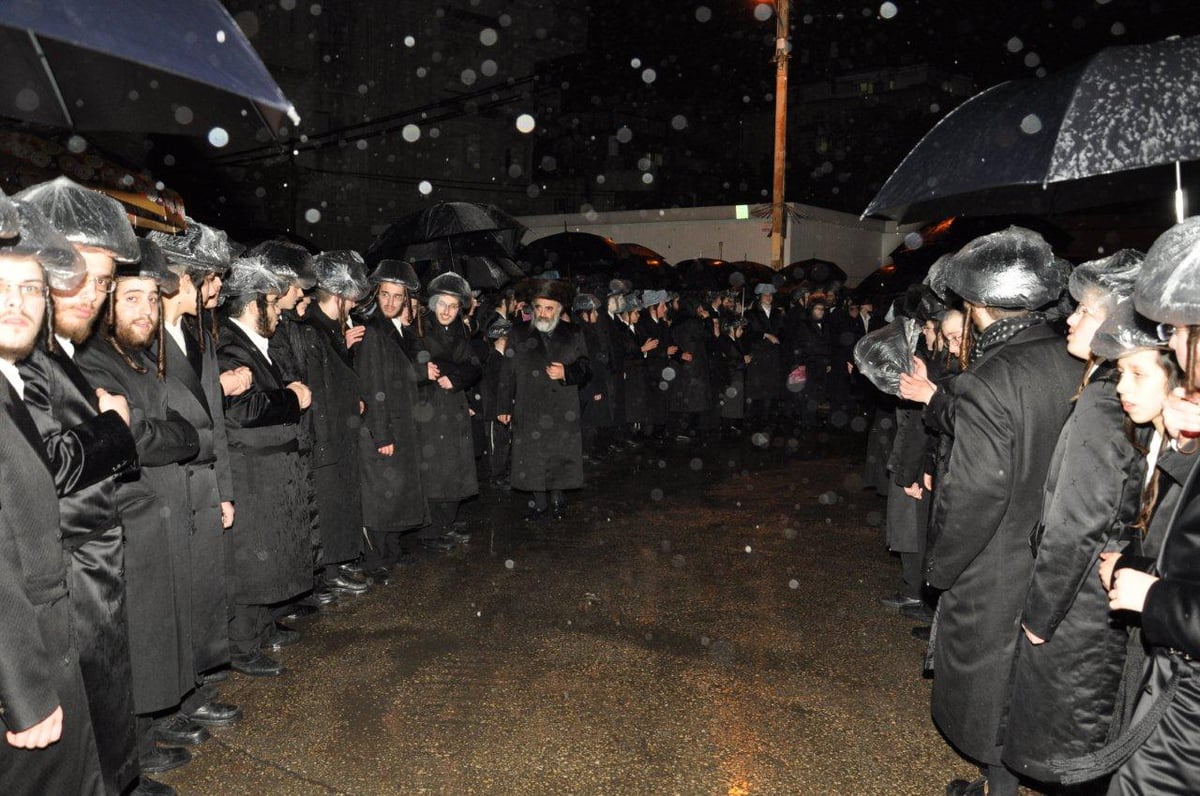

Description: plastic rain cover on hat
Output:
[944,226,1070,309]
[367,259,420,291]
[754,282,777,295]
[147,218,232,272]
[853,318,921,397]
[312,250,370,301]
[222,256,288,300]
[573,292,599,312]
[923,254,953,301]
[642,289,668,307]
[119,238,180,294]
[0,189,18,239]
[617,293,642,314]
[248,239,316,289]
[1,200,86,290]
[1134,216,1200,325]
[426,272,472,304]
[485,316,513,339]
[14,176,139,263]
[1068,249,1144,307]
[1089,295,1163,361]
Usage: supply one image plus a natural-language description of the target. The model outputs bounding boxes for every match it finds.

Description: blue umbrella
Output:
[0,0,298,139]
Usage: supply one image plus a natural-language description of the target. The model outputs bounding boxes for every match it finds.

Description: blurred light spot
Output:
[402,124,420,142]
[754,3,774,21]
[480,27,498,46]
[641,68,657,84]
[879,2,898,19]
[1006,36,1023,53]
[515,114,536,133]
[671,114,688,130]
[695,6,712,22]
[504,559,514,570]
[1020,114,1043,134]
[304,208,321,223]
[174,106,194,125]
[207,127,229,147]
[788,579,799,589]
[66,135,87,154]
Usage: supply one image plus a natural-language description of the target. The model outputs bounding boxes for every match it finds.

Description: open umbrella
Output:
[618,242,672,269]
[676,258,736,291]
[726,260,778,287]
[520,231,623,277]
[781,258,848,285]
[0,0,297,139]
[864,34,1200,222]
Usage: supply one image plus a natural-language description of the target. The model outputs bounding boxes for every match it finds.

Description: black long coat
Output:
[668,315,714,414]
[76,340,200,714]
[19,346,140,794]
[498,321,591,492]
[926,322,1080,766]
[1003,369,1147,782]
[296,309,364,564]
[161,326,232,675]
[413,320,481,502]
[355,314,429,532]
[713,333,748,419]
[0,383,104,796]
[614,319,650,425]
[579,320,615,428]
[636,315,672,424]
[218,320,313,604]
[744,303,785,401]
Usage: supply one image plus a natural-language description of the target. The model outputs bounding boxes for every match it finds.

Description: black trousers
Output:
[229,603,272,658]
[361,527,406,569]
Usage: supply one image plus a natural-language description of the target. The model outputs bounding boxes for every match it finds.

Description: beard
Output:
[0,309,41,362]
[53,299,102,344]
[114,316,156,351]
[533,315,560,334]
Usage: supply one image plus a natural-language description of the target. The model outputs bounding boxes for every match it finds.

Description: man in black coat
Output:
[15,178,151,795]
[744,283,785,430]
[925,228,1077,796]
[635,289,673,440]
[217,257,315,678]
[76,252,207,777]
[498,279,591,520]
[356,260,429,574]
[1,196,104,796]
[573,292,615,459]
[296,251,370,595]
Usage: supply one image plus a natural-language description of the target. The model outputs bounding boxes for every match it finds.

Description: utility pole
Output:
[770,0,790,270]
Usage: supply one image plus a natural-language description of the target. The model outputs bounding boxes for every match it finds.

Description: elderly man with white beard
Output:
[498,279,592,521]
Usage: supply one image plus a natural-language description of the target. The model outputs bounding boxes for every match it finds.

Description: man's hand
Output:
[846,361,854,374]
[1108,568,1158,613]
[1098,551,1122,591]
[764,334,779,344]
[219,366,253,397]
[902,482,923,499]
[680,351,693,362]
[497,414,511,425]
[436,375,454,390]
[6,706,62,749]
[667,345,679,356]
[641,338,659,353]
[360,400,366,415]
[377,443,395,457]
[898,359,936,405]
[220,501,235,529]
[546,362,566,380]
[96,388,130,426]
[427,362,442,381]
[922,472,933,491]
[286,381,312,410]
[1023,626,1046,646]
[1164,388,1200,439]
[344,325,366,349]
[743,354,753,364]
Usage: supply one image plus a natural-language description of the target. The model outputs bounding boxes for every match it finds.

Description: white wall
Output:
[518,203,916,286]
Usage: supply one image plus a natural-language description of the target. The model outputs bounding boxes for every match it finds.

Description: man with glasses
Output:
[15,178,160,794]
[1,194,105,796]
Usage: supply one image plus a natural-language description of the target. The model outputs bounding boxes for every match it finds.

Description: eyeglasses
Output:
[0,280,48,300]
[1157,323,1176,343]
[87,275,116,294]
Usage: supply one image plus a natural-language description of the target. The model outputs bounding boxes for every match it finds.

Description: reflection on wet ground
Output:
[163,429,968,795]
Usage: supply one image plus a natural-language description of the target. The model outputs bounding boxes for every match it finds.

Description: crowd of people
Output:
[9,173,1200,796]
[0,176,884,796]
[864,223,1200,795]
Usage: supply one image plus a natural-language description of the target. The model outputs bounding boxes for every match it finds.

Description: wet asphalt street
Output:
[160,429,973,795]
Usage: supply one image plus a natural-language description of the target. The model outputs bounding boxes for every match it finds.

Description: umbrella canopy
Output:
[520,231,623,277]
[364,202,526,260]
[726,260,779,287]
[675,258,741,291]
[0,0,297,139]
[781,258,848,285]
[411,253,524,291]
[618,242,672,269]
[864,34,1200,222]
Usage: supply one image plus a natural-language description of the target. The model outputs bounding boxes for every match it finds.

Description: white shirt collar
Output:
[0,359,25,399]
[230,317,272,364]
[54,334,75,359]
[164,318,187,354]
[391,317,405,336]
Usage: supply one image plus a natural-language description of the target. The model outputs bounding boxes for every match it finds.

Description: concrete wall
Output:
[518,203,918,286]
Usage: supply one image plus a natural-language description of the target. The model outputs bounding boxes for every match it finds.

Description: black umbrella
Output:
[0,0,296,139]
[781,258,848,285]
[864,34,1200,222]
[519,231,623,277]
[366,202,526,257]
[676,258,737,291]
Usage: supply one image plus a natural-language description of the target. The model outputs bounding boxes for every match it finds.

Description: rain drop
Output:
[504,559,514,570]
[651,488,664,501]
[1111,21,1126,36]
[1024,52,1041,68]
[418,181,433,195]
[695,6,712,22]
[753,3,773,22]
[615,126,633,144]
[1020,114,1043,135]
[641,173,654,185]
[788,579,799,589]
[481,59,498,77]
[479,27,498,46]
[174,106,194,125]
[279,0,296,9]
[460,69,477,86]
[356,140,368,150]
[744,545,753,553]
[309,3,322,16]
[66,135,87,154]
[404,35,415,47]
[879,2,898,19]
[402,124,421,142]
[216,29,226,43]
[207,127,230,148]
[904,232,924,249]
[1006,36,1023,53]
[671,115,688,130]
[689,458,703,471]
[304,208,321,223]
[641,68,657,84]
[630,57,642,69]
[515,114,536,133]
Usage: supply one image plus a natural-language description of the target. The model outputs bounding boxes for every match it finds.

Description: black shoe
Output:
[186,701,243,727]
[552,503,566,521]
[324,572,369,595]
[946,776,986,796]
[264,624,302,651]
[524,508,548,523]
[131,775,176,795]
[878,592,923,609]
[442,530,471,544]
[901,602,936,622]
[231,651,285,677]
[311,587,339,606]
[339,562,367,577]
[150,713,210,747]
[365,567,393,585]
[911,625,931,641]
[279,602,319,622]
[420,537,455,552]
[140,746,191,775]
[200,668,229,685]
